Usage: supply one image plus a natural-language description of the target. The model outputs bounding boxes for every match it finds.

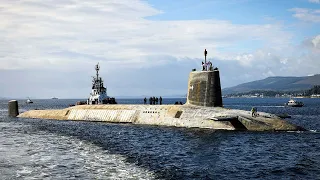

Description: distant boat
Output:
[52,97,58,99]
[26,97,33,104]
[285,99,303,107]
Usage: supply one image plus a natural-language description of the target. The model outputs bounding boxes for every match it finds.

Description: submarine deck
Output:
[17,104,300,131]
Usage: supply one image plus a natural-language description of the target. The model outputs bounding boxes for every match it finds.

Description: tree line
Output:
[225,85,320,97]
[305,85,320,95]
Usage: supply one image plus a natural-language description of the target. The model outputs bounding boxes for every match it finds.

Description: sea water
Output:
[0,98,319,179]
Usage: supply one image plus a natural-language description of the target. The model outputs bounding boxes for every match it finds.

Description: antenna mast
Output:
[204,49,208,71]
[95,63,100,80]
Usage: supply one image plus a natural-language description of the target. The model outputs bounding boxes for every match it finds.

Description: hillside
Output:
[223,74,320,95]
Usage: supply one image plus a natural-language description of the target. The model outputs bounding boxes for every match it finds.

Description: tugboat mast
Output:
[95,63,100,83]
[93,63,104,94]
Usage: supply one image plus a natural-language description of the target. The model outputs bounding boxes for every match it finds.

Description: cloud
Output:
[289,8,320,23]
[0,0,319,98]
[226,35,320,79]
[301,35,320,53]
[0,0,293,71]
[311,35,320,48]
[309,0,320,4]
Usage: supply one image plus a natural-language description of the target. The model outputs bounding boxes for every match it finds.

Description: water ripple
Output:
[0,98,320,179]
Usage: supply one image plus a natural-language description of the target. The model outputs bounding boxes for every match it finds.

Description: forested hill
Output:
[223,74,320,95]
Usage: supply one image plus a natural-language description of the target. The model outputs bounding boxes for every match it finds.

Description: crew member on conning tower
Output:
[202,49,213,71]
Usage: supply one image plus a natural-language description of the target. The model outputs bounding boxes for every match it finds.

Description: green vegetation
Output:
[223,74,320,95]
[306,85,320,95]
[225,85,320,98]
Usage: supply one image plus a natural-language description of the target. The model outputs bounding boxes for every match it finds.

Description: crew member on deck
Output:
[251,107,258,117]
[153,96,156,105]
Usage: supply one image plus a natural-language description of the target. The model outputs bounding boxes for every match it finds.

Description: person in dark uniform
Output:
[153,96,156,105]
[149,97,152,105]
[159,96,162,105]
[144,97,147,104]
[251,107,257,117]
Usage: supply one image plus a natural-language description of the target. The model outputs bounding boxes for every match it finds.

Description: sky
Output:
[0,0,320,99]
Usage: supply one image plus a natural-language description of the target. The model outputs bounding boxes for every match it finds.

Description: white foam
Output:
[2,132,156,179]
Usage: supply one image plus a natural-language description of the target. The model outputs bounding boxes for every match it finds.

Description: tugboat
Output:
[285,99,304,107]
[87,63,117,105]
[26,97,33,104]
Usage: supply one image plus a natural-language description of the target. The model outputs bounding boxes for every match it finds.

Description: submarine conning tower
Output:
[186,49,223,107]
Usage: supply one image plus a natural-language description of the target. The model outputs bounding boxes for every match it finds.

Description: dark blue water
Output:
[1,98,320,179]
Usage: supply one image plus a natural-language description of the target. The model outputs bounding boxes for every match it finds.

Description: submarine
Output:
[15,50,304,131]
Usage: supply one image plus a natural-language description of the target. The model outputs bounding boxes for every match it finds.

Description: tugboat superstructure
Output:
[87,63,116,104]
